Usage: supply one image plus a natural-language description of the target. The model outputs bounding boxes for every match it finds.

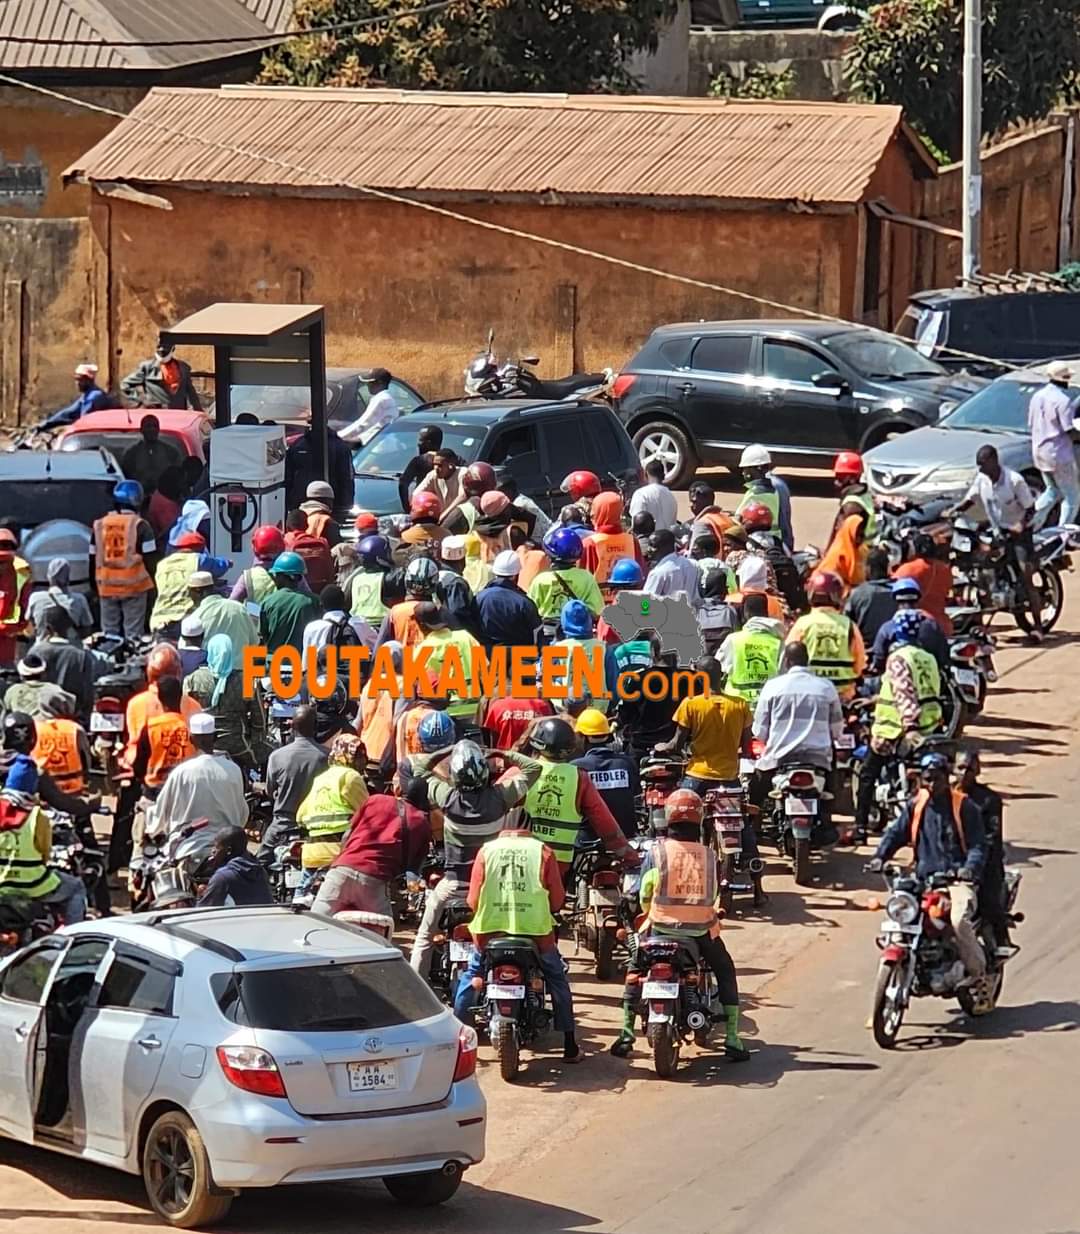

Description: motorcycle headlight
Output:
[886,891,919,926]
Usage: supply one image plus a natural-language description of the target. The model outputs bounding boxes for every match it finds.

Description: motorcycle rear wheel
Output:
[493,1026,520,1082]
[957,966,1004,1017]
[871,961,907,1048]
[595,925,618,983]
[646,1022,678,1078]
[793,836,812,886]
[719,853,736,917]
[1014,567,1064,634]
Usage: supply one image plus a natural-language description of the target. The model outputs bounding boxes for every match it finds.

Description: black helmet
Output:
[2,711,35,753]
[531,717,577,760]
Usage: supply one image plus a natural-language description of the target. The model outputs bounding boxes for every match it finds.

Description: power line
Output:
[0,0,453,49]
[0,70,1012,373]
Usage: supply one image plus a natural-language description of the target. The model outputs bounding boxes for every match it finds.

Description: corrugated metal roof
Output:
[67,87,928,206]
[0,0,288,71]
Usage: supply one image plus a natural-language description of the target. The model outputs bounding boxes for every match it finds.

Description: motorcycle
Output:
[261,673,296,747]
[869,862,1022,1048]
[266,827,304,904]
[47,812,106,908]
[130,816,227,911]
[569,839,640,982]
[639,754,685,834]
[949,517,1075,634]
[875,495,953,568]
[464,330,612,402]
[87,634,150,791]
[633,933,720,1078]
[476,935,554,1081]
[0,898,61,957]
[702,784,762,916]
[394,845,445,927]
[766,764,831,885]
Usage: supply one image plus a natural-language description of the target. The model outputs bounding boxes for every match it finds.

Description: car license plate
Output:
[590,887,620,908]
[784,797,818,816]
[739,758,756,774]
[641,981,680,999]
[835,733,855,749]
[487,984,525,999]
[284,867,304,888]
[953,668,978,687]
[90,712,123,733]
[347,1060,398,1092]
[449,940,472,962]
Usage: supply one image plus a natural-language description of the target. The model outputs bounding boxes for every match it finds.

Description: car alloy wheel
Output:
[632,419,695,487]
[147,1125,196,1216]
[638,429,682,477]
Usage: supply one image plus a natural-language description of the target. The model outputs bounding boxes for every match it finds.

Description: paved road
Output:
[6,473,1078,1232]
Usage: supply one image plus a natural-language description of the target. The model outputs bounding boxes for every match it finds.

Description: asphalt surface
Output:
[4,472,1079,1233]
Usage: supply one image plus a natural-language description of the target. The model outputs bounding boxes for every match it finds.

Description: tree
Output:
[260,0,680,92]
[846,0,1080,162]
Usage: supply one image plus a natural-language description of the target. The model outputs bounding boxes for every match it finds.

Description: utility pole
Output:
[961,0,982,280]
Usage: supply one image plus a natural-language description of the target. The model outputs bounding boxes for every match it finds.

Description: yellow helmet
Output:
[575,707,610,739]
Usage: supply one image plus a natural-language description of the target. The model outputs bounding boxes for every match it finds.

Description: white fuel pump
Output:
[208,424,286,576]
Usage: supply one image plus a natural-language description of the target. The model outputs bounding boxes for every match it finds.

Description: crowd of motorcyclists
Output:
[0,393,1053,1067]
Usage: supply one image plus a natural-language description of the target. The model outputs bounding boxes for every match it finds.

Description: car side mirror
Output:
[812,371,849,395]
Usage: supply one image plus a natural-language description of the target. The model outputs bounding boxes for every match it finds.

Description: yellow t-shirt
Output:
[673,694,749,781]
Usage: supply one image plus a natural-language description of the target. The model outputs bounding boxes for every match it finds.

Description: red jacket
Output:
[333,793,431,881]
[480,697,554,750]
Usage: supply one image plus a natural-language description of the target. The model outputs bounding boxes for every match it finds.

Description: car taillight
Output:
[95,697,123,714]
[952,642,978,658]
[649,962,674,980]
[495,965,522,983]
[216,1045,286,1097]
[611,373,636,400]
[788,771,815,789]
[592,870,620,888]
[453,1024,479,1082]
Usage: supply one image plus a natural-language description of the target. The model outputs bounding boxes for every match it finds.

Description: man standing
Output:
[412,448,464,519]
[339,368,400,443]
[0,529,31,669]
[398,425,443,512]
[259,705,327,863]
[298,480,341,546]
[628,459,678,532]
[1027,360,1079,529]
[121,340,202,411]
[736,444,794,551]
[41,362,110,428]
[90,480,157,641]
[26,558,94,642]
[844,546,897,646]
[643,529,702,607]
[120,414,184,495]
[687,481,738,555]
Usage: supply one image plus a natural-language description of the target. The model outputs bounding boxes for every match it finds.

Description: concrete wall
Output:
[90,189,858,400]
[627,0,691,95]
[0,216,105,423]
[688,29,850,99]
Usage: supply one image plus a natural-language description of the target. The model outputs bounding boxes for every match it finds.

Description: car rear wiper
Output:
[355,469,401,478]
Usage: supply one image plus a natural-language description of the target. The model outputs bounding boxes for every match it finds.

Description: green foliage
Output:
[708,63,795,100]
[260,0,680,92]
[845,0,1080,161]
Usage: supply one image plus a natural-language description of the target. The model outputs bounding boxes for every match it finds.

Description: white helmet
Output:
[739,444,772,469]
[404,555,439,595]
[491,549,521,578]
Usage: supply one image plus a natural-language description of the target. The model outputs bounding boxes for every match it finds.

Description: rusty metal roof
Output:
[0,0,288,71]
[67,86,932,207]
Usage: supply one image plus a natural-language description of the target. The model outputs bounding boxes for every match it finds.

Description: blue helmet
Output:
[919,751,951,776]
[892,608,923,644]
[560,598,593,638]
[113,479,144,511]
[417,709,455,752]
[609,557,644,588]
[891,575,921,600]
[356,534,392,571]
[543,527,583,564]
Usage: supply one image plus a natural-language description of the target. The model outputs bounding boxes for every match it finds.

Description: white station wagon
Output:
[0,906,485,1228]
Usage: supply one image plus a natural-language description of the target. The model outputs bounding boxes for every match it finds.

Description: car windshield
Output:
[60,430,188,459]
[230,385,331,420]
[942,378,1080,433]
[351,421,484,477]
[826,330,947,380]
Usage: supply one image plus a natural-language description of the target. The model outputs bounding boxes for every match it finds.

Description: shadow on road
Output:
[678,1042,879,1090]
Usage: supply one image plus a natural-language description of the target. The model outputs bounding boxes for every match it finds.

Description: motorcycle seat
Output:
[531,372,607,400]
[486,934,542,957]
[96,669,145,690]
[641,933,701,964]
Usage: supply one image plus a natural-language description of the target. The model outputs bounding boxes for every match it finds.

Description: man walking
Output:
[1027,360,1079,529]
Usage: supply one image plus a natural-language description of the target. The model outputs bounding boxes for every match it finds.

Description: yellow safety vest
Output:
[150,552,200,630]
[469,833,554,936]
[723,629,782,704]
[0,559,31,632]
[793,608,858,686]
[349,570,388,625]
[872,645,942,741]
[297,766,358,839]
[525,760,581,865]
[418,628,480,718]
[0,804,59,899]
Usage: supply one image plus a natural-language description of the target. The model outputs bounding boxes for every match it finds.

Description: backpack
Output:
[284,529,332,591]
[328,613,361,649]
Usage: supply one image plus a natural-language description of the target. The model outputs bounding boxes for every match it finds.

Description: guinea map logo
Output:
[601,592,704,665]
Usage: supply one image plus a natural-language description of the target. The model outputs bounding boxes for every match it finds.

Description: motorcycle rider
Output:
[229,525,287,615]
[395,491,449,564]
[854,609,943,842]
[870,576,949,674]
[893,532,953,634]
[720,592,784,708]
[954,746,1012,952]
[844,546,897,646]
[829,450,877,543]
[129,675,195,799]
[41,362,110,428]
[736,444,794,550]
[786,570,867,702]
[260,552,321,655]
[736,502,802,613]
[687,480,738,555]
[610,789,749,1061]
[581,491,641,584]
[870,751,987,983]
[416,602,482,727]
[528,528,604,625]
[573,707,640,838]
[643,528,702,608]
[91,479,158,642]
[597,557,648,648]
[346,534,394,629]
[377,555,440,648]
[442,461,498,534]
[294,731,368,892]
[410,739,544,979]
[475,549,543,648]
[550,600,619,712]
[454,808,581,1062]
[558,470,601,535]
[697,564,740,655]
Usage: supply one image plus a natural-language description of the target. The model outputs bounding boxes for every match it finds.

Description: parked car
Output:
[58,408,212,462]
[612,320,987,486]
[897,284,1080,375]
[864,361,1076,503]
[229,367,425,437]
[352,398,641,518]
[0,907,484,1229]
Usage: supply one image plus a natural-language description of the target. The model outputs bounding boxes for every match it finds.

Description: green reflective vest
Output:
[723,628,782,704]
[736,484,781,530]
[525,760,581,865]
[469,833,555,937]
[847,489,878,541]
[296,766,357,838]
[873,645,943,741]
[150,552,199,630]
[0,806,59,900]
[419,628,480,718]
[241,564,276,614]
[349,570,389,625]
[551,636,608,713]
[528,568,604,619]
[795,608,858,686]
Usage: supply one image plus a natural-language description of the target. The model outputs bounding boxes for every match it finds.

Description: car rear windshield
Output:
[212,959,443,1031]
[60,430,190,459]
[351,422,484,476]
[2,478,114,529]
[942,378,1080,433]
[825,330,946,380]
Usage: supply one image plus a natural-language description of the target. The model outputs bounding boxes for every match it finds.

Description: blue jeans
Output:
[40,870,87,924]
[453,944,575,1033]
[1035,457,1080,529]
[680,775,761,860]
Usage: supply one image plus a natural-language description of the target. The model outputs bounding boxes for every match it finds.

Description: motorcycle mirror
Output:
[521,355,540,367]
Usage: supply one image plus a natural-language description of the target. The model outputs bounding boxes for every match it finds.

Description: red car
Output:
[58,408,213,462]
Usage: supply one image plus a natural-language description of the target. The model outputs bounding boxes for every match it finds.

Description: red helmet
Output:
[410,491,443,520]
[561,470,601,501]
[462,461,496,496]
[147,644,182,685]
[806,569,844,606]
[252,525,285,558]
[354,511,378,535]
[833,450,863,481]
[665,789,704,826]
[738,501,773,532]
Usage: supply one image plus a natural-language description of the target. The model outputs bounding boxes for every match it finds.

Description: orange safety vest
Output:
[390,599,424,647]
[305,510,334,541]
[124,687,201,770]
[648,838,718,931]
[32,717,85,794]
[145,711,194,788]
[360,687,395,762]
[587,531,636,584]
[395,705,434,766]
[516,547,549,592]
[93,512,153,598]
[910,788,969,855]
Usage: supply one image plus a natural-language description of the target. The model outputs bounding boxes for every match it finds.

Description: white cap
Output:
[739,443,772,468]
[74,363,99,379]
[492,549,522,578]
[188,571,215,589]
[188,712,216,736]
[737,555,769,592]
[440,534,468,562]
[1047,360,1073,382]
[180,615,204,638]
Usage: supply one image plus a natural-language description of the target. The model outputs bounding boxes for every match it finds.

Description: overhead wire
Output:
[0,71,1019,373]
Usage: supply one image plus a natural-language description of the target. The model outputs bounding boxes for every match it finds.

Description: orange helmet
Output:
[806,569,844,606]
[833,450,863,482]
[147,644,182,684]
[410,491,443,520]
[561,470,601,501]
[354,511,378,535]
[252,525,285,558]
[462,461,496,496]
[664,788,704,827]
[738,501,773,532]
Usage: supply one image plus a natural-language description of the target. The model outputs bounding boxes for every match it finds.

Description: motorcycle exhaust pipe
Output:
[748,858,766,874]
[686,1010,708,1030]
[441,1161,462,1179]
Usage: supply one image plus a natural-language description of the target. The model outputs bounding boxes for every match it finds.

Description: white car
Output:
[0,906,484,1228]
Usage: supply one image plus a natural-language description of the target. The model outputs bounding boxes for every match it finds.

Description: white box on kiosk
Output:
[208,424,287,577]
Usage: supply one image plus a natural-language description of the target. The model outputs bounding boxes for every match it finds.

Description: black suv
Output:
[897,286,1080,375]
[351,398,641,517]
[612,320,985,486]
